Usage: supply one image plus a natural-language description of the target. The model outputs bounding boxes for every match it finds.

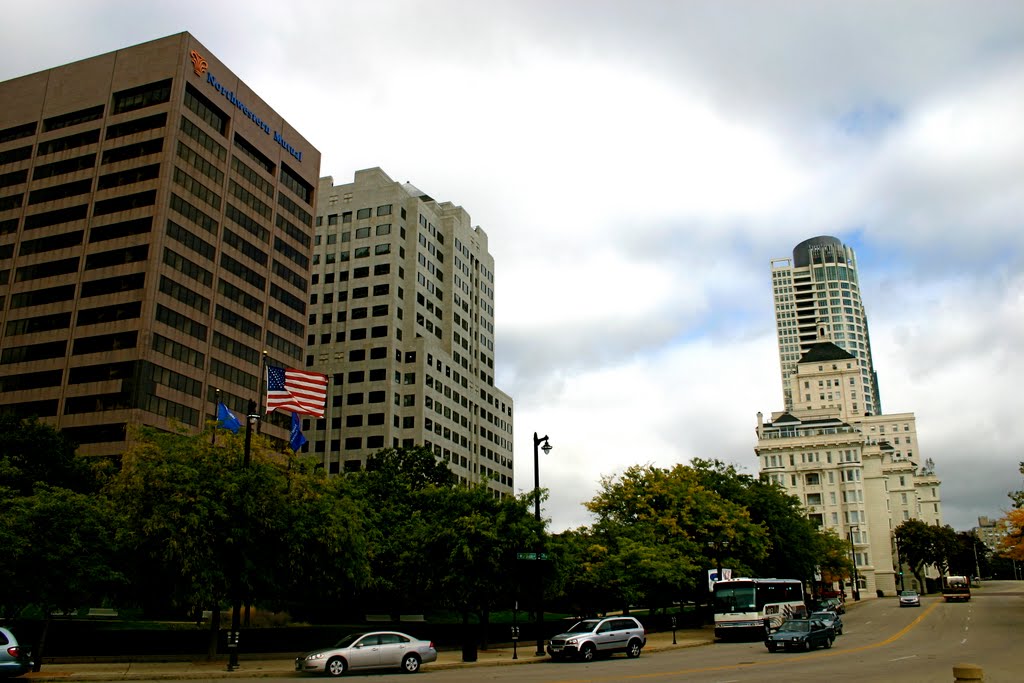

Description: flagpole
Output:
[258,351,268,431]
[227,353,267,671]
[212,388,220,445]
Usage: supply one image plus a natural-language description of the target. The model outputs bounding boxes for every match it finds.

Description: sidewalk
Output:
[23,630,713,681]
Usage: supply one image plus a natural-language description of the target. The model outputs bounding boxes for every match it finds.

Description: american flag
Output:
[266,366,328,417]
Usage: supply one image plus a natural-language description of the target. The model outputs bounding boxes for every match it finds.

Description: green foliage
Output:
[105,425,370,617]
[895,520,960,593]
[0,414,96,495]
[689,459,823,584]
[0,485,121,620]
[421,486,541,617]
[364,446,456,490]
[0,417,117,620]
[948,531,988,578]
[815,528,854,584]
[346,446,539,618]
[580,463,768,610]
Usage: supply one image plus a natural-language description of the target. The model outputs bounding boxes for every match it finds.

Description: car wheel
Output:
[823,637,832,649]
[625,639,642,659]
[767,643,777,653]
[579,643,596,662]
[325,657,346,677]
[804,640,812,651]
[400,654,420,674]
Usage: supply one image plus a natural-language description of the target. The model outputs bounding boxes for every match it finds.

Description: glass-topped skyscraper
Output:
[770,236,881,415]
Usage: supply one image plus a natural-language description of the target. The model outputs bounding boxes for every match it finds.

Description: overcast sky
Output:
[3,1,1022,533]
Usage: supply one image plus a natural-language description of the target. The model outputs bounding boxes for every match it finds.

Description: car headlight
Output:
[308,653,325,660]
[565,638,578,646]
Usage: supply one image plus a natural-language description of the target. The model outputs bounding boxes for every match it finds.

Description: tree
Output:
[583,463,769,611]
[929,525,961,577]
[0,415,97,496]
[690,459,823,584]
[895,520,934,592]
[1009,462,1024,508]
[0,417,120,671]
[815,529,854,591]
[895,520,959,592]
[0,486,121,619]
[420,485,540,646]
[949,531,989,579]
[262,458,370,619]
[343,446,479,618]
[106,424,370,645]
[997,508,1024,562]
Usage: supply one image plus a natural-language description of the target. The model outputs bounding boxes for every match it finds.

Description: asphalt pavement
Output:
[23,629,713,681]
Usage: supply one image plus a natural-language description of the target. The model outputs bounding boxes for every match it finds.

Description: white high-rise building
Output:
[302,168,513,496]
[770,236,881,415]
[758,239,943,599]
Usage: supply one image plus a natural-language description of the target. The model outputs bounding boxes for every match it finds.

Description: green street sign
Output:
[516,552,548,560]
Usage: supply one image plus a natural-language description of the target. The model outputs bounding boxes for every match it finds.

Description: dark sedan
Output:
[765,618,835,652]
[810,610,843,635]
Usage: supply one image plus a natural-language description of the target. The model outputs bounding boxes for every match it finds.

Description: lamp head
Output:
[541,440,552,455]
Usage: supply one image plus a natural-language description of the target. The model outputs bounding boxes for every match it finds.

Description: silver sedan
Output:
[296,631,437,676]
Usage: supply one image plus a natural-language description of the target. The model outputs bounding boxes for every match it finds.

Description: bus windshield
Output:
[713,584,756,613]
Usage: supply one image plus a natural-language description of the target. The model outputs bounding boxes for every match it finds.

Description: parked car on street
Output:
[810,610,843,635]
[765,618,835,652]
[295,631,436,676]
[546,616,646,662]
[0,626,33,678]
[899,590,921,607]
[817,597,846,614]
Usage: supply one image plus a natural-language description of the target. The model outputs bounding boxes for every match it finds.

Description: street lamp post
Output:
[227,400,258,671]
[895,536,905,592]
[848,525,860,601]
[532,432,552,657]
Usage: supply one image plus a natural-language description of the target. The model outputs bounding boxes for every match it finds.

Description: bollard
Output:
[952,663,984,682]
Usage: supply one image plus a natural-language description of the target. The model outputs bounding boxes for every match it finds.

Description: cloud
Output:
[2,0,1021,534]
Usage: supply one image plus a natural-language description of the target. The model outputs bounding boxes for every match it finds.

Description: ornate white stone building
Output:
[757,239,943,598]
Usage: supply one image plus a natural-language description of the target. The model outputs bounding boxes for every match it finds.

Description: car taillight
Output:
[428,642,435,650]
[7,646,20,657]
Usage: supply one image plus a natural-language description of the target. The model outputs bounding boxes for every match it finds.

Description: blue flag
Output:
[216,402,241,434]
[290,411,307,453]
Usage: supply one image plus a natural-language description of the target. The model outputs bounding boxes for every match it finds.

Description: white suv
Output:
[546,616,646,662]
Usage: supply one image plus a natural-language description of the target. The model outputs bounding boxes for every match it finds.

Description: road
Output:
[165,581,1021,683]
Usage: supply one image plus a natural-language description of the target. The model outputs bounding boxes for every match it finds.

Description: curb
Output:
[23,635,715,681]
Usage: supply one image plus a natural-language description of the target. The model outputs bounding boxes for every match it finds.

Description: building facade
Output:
[758,240,944,598]
[973,516,1005,551]
[770,236,881,415]
[303,168,513,496]
[0,33,320,453]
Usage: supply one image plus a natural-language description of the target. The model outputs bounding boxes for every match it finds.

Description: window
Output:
[113,79,172,114]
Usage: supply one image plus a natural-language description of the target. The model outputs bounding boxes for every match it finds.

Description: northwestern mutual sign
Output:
[190,50,303,163]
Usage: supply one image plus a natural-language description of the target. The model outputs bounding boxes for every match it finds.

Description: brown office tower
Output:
[0,33,321,455]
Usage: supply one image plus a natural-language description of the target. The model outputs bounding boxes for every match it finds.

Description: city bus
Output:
[712,578,807,639]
